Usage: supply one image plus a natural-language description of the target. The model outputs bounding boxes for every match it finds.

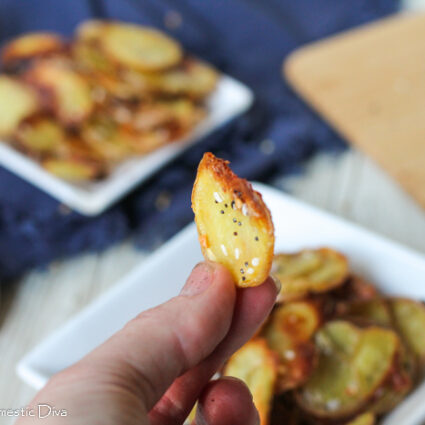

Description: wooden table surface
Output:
[2,1,425,420]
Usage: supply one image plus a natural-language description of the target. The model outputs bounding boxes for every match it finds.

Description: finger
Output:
[149,276,278,425]
[193,377,259,425]
[77,261,237,411]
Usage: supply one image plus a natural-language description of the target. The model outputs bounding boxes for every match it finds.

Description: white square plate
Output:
[0,75,253,215]
[17,184,425,425]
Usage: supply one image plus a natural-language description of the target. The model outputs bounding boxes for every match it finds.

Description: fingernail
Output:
[270,274,281,294]
[180,262,215,297]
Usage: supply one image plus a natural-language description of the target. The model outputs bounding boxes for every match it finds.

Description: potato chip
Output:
[369,341,414,415]
[296,321,399,420]
[1,32,64,67]
[42,157,104,181]
[338,299,393,327]
[192,153,275,287]
[82,115,133,162]
[389,298,425,368]
[273,248,349,301]
[346,412,375,425]
[155,58,218,98]
[223,338,278,425]
[75,20,105,42]
[262,301,320,392]
[14,116,67,158]
[25,60,94,126]
[100,22,182,71]
[0,76,39,136]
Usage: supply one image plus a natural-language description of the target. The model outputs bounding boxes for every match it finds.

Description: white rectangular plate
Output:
[0,75,253,215]
[17,184,425,425]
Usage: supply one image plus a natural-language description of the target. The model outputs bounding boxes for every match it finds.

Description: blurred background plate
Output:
[0,75,253,215]
[17,183,425,425]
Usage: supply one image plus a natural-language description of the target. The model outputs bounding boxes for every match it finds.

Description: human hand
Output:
[17,262,278,425]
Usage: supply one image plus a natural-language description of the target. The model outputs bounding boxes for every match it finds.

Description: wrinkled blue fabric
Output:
[0,0,399,281]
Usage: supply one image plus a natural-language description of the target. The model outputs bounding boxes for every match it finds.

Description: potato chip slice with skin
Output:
[296,320,399,421]
[338,299,393,327]
[14,116,67,158]
[389,298,425,368]
[192,153,275,288]
[223,338,278,425]
[42,157,104,181]
[25,60,94,126]
[1,32,64,68]
[0,76,39,137]
[345,412,375,425]
[100,22,182,72]
[273,248,349,301]
[262,301,321,392]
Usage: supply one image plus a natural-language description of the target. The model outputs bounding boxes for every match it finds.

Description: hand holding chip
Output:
[17,262,278,425]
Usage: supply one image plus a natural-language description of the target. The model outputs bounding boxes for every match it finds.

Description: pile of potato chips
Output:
[222,248,425,425]
[0,21,218,181]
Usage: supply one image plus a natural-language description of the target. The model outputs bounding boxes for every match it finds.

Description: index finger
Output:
[149,276,278,425]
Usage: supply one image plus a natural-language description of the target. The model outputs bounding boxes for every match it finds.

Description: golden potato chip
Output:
[100,22,182,71]
[0,76,39,136]
[346,412,375,425]
[132,99,205,139]
[389,298,425,367]
[192,153,275,287]
[369,341,414,415]
[72,41,116,76]
[42,157,104,181]
[14,116,67,158]
[262,301,320,392]
[223,338,278,425]
[1,32,64,67]
[273,248,349,301]
[155,58,218,98]
[338,299,393,327]
[296,321,399,420]
[25,60,94,126]
[122,58,218,100]
[75,20,106,42]
[82,115,133,162]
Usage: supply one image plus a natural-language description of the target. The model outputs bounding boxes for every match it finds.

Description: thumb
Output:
[80,261,236,410]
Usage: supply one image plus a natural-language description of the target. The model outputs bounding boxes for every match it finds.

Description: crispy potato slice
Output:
[75,20,106,42]
[1,32,64,68]
[262,301,321,392]
[132,99,205,139]
[336,275,380,302]
[72,41,116,76]
[192,153,275,287]
[369,342,415,415]
[338,299,393,327]
[296,321,399,420]
[0,76,39,136]
[82,115,133,161]
[100,22,182,71]
[14,116,67,158]
[273,248,349,301]
[155,58,218,98]
[389,298,425,367]
[42,157,104,181]
[124,58,218,99]
[345,412,375,425]
[223,338,278,425]
[26,60,93,125]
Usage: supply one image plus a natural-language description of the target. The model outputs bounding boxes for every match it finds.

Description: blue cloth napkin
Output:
[0,0,398,281]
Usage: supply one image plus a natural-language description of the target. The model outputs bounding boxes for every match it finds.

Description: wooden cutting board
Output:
[284,12,425,209]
